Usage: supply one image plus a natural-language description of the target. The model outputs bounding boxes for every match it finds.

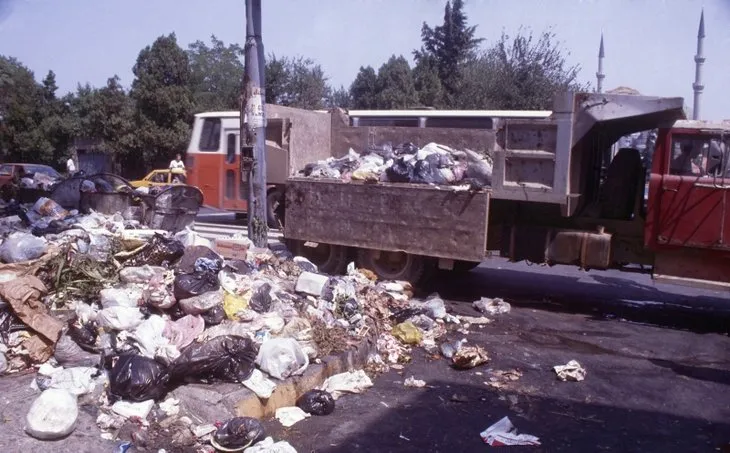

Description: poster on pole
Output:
[247,86,266,128]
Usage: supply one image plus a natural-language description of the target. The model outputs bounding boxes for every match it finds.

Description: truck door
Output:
[655,133,729,250]
[221,130,247,211]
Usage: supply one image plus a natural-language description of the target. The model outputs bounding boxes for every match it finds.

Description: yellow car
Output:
[130,169,188,188]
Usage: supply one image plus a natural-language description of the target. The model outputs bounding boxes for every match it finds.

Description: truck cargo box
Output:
[285,178,490,263]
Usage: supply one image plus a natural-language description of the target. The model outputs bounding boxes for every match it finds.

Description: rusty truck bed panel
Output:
[285,178,490,262]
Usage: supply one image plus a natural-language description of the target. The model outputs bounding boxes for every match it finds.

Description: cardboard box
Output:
[214,238,251,260]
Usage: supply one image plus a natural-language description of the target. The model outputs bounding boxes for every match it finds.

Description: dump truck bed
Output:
[284,178,490,262]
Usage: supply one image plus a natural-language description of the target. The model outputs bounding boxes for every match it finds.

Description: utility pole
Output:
[241,0,268,247]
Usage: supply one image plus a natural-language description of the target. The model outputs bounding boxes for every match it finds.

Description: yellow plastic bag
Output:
[223,290,251,320]
[392,322,422,345]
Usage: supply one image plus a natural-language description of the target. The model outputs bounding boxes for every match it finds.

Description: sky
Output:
[1,0,729,119]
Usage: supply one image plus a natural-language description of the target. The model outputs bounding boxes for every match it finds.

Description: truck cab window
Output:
[199,118,222,151]
[670,135,726,177]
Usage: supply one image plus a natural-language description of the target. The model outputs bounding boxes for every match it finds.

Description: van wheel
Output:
[287,239,350,275]
[267,189,285,229]
[356,248,429,283]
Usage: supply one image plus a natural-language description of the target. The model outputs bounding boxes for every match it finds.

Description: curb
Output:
[235,337,375,418]
[172,337,376,422]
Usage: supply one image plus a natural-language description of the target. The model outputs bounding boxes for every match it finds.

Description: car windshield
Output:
[24,165,61,179]
[0,165,13,176]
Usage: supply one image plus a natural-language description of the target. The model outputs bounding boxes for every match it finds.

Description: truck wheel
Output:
[266,189,285,229]
[287,239,350,275]
[452,260,480,273]
[356,248,427,283]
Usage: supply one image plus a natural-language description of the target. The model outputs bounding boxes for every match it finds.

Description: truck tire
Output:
[452,260,480,273]
[286,239,350,275]
[266,189,285,229]
[356,248,428,284]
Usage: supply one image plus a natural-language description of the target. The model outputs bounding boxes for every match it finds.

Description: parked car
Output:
[0,163,63,187]
[129,169,188,188]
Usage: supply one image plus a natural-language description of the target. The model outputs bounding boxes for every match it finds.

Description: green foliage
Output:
[374,55,419,109]
[264,54,330,109]
[188,35,244,112]
[412,55,444,108]
[130,33,194,169]
[349,66,378,109]
[327,85,352,109]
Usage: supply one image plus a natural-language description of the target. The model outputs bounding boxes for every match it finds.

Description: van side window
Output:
[670,135,727,177]
[226,133,236,164]
[199,118,222,151]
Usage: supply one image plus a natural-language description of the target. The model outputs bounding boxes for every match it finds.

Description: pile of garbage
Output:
[19,172,60,191]
[300,142,493,188]
[0,198,501,450]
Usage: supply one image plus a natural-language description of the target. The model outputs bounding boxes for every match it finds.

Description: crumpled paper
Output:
[553,360,587,382]
[0,275,62,343]
[480,416,541,446]
[319,370,373,400]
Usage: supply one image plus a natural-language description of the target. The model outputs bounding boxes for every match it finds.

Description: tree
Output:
[412,56,443,108]
[130,33,194,172]
[327,85,352,109]
[264,55,330,109]
[374,55,419,109]
[187,35,244,112]
[0,56,54,163]
[349,66,378,109]
[415,0,483,105]
[463,28,588,110]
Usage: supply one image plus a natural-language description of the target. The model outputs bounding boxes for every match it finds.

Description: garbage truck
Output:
[283,91,730,291]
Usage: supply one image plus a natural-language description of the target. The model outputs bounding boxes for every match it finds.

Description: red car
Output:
[0,163,63,187]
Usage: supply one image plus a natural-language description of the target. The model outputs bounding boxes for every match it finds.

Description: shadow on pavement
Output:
[317,380,730,453]
[648,358,730,386]
[423,266,730,334]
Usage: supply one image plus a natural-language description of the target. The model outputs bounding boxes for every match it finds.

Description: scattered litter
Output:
[553,360,587,382]
[452,345,490,369]
[440,338,467,359]
[473,297,511,315]
[211,417,266,451]
[243,368,278,399]
[457,315,492,325]
[25,389,79,440]
[256,337,309,380]
[404,376,426,388]
[480,416,541,446]
[320,370,374,400]
[487,369,523,389]
[296,389,335,416]
[392,322,422,345]
[275,406,311,427]
[159,397,181,416]
[111,399,155,420]
[243,437,298,453]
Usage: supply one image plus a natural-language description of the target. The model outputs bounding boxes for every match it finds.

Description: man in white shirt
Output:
[66,155,77,176]
[169,153,185,170]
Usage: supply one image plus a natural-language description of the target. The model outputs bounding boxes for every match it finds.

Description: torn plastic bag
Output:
[88,233,113,260]
[122,234,184,267]
[411,158,446,185]
[178,290,224,315]
[256,338,309,380]
[68,319,98,351]
[250,283,273,313]
[174,272,220,301]
[31,219,71,237]
[100,285,146,309]
[163,314,205,350]
[167,335,257,384]
[145,274,175,309]
[109,354,170,402]
[464,149,493,186]
[297,389,335,416]
[212,417,266,450]
[176,245,222,274]
[0,232,47,263]
[174,228,213,249]
[225,259,255,275]
[97,306,145,331]
[119,265,166,284]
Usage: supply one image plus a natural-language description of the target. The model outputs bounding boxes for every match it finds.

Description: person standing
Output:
[66,154,77,176]
[169,153,186,171]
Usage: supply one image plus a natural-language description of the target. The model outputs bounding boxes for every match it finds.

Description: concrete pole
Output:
[692,9,705,120]
[596,32,605,94]
[241,0,268,247]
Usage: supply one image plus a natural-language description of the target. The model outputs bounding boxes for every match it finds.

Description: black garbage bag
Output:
[213,417,266,450]
[167,335,257,384]
[173,272,220,300]
[31,220,72,237]
[297,389,336,416]
[201,305,226,326]
[385,157,414,183]
[412,158,446,185]
[194,257,223,274]
[109,354,170,402]
[225,259,255,275]
[176,246,222,274]
[395,142,419,155]
[123,234,185,267]
[249,283,273,313]
[391,306,430,324]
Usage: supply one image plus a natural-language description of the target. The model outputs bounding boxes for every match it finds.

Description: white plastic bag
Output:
[119,266,166,284]
[256,338,309,380]
[97,306,145,331]
[179,290,224,315]
[174,227,213,248]
[0,232,47,263]
[25,389,78,440]
[320,370,373,400]
[100,285,146,308]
